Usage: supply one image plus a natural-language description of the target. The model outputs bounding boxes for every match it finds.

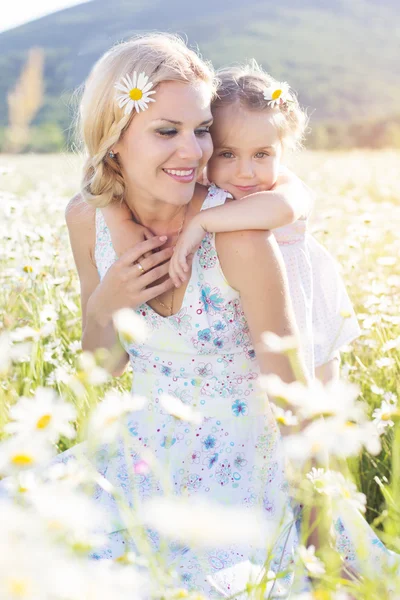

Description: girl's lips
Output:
[234,185,258,192]
[163,168,196,183]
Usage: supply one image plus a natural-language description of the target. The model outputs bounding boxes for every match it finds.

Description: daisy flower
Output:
[112,307,149,344]
[88,390,147,443]
[115,71,156,115]
[160,393,203,425]
[297,545,325,577]
[263,81,290,108]
[372,396,398,433]
[0,435,54,476]
[4,387,76,442]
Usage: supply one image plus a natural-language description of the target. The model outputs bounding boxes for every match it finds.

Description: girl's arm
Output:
[170,170,313,286]
[102,201,151,257]
[216,228,309,384]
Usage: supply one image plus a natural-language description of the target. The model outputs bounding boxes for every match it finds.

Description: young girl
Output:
[102,62,360,380]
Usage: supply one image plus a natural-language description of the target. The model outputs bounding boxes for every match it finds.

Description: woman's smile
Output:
[162,167,196,183]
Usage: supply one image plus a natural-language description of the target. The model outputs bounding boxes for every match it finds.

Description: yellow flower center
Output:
[129,88,143,101]
[381,413,391,421]
[12,454,34,466]
[23,265,33,273]
[313,591,330,600]
[272,89,282,100]
[8,578,28,597]
[37,414,51,429]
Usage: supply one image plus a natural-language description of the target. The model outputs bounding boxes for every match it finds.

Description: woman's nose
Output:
[177,133,203,162]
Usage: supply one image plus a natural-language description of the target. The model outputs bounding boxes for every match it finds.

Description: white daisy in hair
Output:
[115,71,156,115]
[263,81,291,108]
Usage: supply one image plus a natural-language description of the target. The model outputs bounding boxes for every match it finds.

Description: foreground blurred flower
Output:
[0,502,149,600]
[283,418,381,463]
[79,351,109,385]
[261,331,298,353]
[297,545,325,577]
[0,435,54,476]
[28,482,110,548]
[88,390,147,443]
[208,561,278,599]
[141,497,279,548]
[271,403,298,427]
[307,469,367,513]
[260,375,364,423]
[4,387,76,442]
[113,308,149,344]
[160,393,203,425]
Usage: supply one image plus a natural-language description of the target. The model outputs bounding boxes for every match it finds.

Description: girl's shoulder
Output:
[201,183,233,211]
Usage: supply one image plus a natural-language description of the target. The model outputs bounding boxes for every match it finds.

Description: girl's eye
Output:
[195,127,211,137]
[255,152,269,158]
[157,128,178,137]
[219,152,234,159]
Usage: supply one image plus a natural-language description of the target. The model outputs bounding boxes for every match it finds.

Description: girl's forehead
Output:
[212,104,280,148]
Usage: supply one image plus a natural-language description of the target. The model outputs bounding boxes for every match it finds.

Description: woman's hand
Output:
[87,235,174,326]
[169,216,206,287]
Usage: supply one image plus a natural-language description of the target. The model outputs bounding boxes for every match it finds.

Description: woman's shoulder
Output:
[65,193,96,230]
[65,193,97,266]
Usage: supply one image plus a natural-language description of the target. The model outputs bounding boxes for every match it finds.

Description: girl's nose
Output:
[237,159,254,178]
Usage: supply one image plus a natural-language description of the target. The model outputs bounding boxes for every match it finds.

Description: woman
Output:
[66,33,307,595]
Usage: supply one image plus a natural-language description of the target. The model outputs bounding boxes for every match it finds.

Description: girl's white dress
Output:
[273,195,360,376]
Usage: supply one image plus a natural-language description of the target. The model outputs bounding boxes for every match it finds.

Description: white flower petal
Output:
[124,100,134,115]
[114,82,130,93]
[142,81,154,93]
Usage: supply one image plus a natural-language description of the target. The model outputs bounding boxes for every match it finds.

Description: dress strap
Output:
[201,184,232,211]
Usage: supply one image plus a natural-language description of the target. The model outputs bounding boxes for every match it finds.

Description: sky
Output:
[0,0,91,34]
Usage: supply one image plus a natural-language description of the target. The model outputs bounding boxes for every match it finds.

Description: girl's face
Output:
[114,80,213,208]
[207,103,282,199]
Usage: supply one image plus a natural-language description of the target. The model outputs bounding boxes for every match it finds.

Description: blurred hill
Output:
[0,0,399,148]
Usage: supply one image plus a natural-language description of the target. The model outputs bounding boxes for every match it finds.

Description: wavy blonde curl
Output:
[77,33,216,208]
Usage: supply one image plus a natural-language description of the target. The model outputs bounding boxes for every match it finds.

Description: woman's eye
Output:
[195,127,211,137]
[255,152,269,158]
[157,129,178,137]
[220,152,234,159]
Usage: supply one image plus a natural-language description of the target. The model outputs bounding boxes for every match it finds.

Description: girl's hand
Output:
[87,235,174,326]
[169,217,206,287]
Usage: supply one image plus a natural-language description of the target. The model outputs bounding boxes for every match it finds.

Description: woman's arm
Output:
[216,229,309,384]
[65,195,174,376]
[169,170,312,286]
[65,195,129,375]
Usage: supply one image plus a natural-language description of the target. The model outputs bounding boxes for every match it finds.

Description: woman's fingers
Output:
[119,235,168,266]
[142,227,155,258]
[141,276,175,304]
[140,261,171,287]
[137,246,173,273]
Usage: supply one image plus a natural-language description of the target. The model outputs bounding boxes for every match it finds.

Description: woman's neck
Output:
[125,193,188,237]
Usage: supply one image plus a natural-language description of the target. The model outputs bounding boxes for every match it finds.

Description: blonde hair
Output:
[213,61,308,152]
[78,33,216,208]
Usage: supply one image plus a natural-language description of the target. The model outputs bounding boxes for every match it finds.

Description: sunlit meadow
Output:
[0,150,399,598]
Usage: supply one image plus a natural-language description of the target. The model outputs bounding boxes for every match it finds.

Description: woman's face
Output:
[114,80,214,208]
[207,103,282,200]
